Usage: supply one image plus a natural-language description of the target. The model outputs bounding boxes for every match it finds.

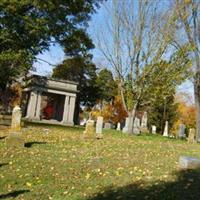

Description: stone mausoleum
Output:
[22,75,78,125]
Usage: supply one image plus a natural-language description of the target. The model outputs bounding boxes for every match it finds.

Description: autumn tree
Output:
[97,0,190,133]
[92,95,127,125]
[172,0,200,140]
[174,92,196,129]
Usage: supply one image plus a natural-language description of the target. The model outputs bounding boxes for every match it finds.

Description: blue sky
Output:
[33,1,194,102]
[33,2,106,75]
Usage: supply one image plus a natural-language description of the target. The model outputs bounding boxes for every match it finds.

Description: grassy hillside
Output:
[0,124,200,200]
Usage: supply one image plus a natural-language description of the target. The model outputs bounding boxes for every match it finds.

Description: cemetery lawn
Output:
[1,124,200,200]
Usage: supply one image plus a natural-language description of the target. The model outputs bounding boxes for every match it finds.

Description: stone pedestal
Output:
[6,133,24,148]
[179,156,200,169]
[83,120,95,139]
[140,127,149,133]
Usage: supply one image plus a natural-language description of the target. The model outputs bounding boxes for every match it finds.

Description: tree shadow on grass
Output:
[0,136,6,140]
[87,169,200,200]
[0,190,30,199]
[25,141,47,148]
[0,163,8,168]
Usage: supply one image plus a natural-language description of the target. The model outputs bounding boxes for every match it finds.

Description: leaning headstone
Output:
[5,106,25,147]
[116,122,121,131]
[188,128,196,143]
[133,117,140,135]
[96,116,103,139]
[179,156,200,169]
[83,120,95,139]
[104,122,111,129]
[163,121,169,137]
[178,124,186,138]
[140,112,149,133]
[152,125,156,134]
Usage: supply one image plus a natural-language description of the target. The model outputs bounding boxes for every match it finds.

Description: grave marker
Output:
[83,120,95,139]
[152,125,156,134]
[5,106,25,147]
[133,117,140,135]
[178,124,186,138]
[116,122,121,131]
[188,128,196,143]
[96,116,103,139]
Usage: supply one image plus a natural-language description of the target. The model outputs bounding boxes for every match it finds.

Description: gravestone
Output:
[188,128,196,143]
[116,122,121,131]
[179,156,200,169]
[163,121,169,137]
[83,120,95,139]
[122,117,130,133]
[96,116,103,139]
[152,125,156,134]
[140,112,149,133]
[104,122,111,129]
[5,106,25,147]
[178,124,186,138]
[133,117,140,135]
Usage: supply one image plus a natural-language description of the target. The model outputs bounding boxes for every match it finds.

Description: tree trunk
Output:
[194,72,200,141]
[127,103,137,134]
[74,96,80,125]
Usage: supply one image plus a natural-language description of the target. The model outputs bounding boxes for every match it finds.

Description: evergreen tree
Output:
[95,69,118,102]
[0,0,101,91]
[52,56,99,124]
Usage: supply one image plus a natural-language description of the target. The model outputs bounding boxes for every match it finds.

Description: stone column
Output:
[67,96,76,125]
[35,91,42,120]
[62,95,69,124]
[26,91,37,119]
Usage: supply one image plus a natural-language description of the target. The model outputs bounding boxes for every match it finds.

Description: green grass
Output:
[1,124,200,200]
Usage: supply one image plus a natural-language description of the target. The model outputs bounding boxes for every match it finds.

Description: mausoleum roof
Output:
[24,74,78,94]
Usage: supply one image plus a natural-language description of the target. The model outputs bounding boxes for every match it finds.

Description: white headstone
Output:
[117,122,121,131]
[178,124,186,138]
[96,116,103,134]
[163,121,169,137]
[152,125,156,134]
[133,117,140,134]
[122,117,130,133]
[141,112,148,128]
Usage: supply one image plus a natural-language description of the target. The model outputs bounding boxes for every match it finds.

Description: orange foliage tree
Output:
[172,92,196,135]
[92,95,127,124]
